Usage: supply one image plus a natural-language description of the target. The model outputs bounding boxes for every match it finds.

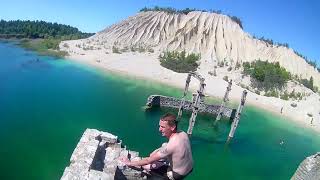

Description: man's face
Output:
[159,120,175,138]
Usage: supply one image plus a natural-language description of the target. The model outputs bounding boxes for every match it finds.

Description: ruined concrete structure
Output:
[146,95,236,119]
[146,72,247,141]
[291,152,320,180]
[61,129,147,180]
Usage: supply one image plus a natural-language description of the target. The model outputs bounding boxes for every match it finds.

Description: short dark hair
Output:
[160,113,177,129]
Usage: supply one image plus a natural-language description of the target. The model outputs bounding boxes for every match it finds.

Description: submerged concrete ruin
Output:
[146,72,247,142]
[146,94,236,119]
[61,129,148,180]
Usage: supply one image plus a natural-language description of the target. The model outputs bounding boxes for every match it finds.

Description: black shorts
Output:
[150,160,192,180]
[171,169,193,180]
[150,159,170,176]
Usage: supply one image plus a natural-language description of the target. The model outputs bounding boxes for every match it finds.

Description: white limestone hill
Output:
[68,11,320,87]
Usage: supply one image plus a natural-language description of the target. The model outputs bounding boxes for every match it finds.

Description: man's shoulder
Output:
[177,131,188,137]
[172,131,189,142]
[168,131,185,143]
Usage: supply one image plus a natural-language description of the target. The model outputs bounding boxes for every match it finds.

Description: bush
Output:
[253,35,289,48]
[147,48,154,53]
[243,62,251,74]
[112,46,121,54]
[138,46,146,53]
[129,45,153,53]
[289,89,303,100]
[289,89,295,99]
[265,89,279,98]
[242,60,291,91]
[41,38,61,49]
[230,16,243,29]
[63,43,69,48]
[294,50,317,69]
[121,46,129,52]
[159,50,200,73]
[298,76,318,92]
[296,92,302,100]
[223,76,228,82]
[280,90,289,100]
[218,61,224,67]
[235,61,241,70]
[130,46,136,52]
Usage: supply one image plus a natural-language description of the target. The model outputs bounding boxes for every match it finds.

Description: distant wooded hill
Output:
[0,20,94,39]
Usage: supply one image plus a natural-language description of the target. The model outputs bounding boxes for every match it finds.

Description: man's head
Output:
[159,113,177,138]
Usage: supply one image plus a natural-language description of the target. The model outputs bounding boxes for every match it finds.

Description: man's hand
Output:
[119,157,131,166]
[119,151,162,167]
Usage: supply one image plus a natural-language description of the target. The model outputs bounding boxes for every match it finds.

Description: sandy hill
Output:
[60,10,320,132]
[81,11,319,87]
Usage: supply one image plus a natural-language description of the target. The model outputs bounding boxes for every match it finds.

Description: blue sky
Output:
[1,0,319,66]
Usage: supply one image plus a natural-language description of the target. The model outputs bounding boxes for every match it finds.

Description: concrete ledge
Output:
[61,129,146,180]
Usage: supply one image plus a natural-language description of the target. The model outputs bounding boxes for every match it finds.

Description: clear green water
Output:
[0,41,319,180]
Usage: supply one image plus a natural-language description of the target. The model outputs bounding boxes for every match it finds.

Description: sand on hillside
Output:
[61,43,320,134]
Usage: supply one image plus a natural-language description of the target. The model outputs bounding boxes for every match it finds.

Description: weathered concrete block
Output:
[88,170,113,180]
[61,167,89,180]
[99,131,118,144]
[104,147,119,163]
[291,152,320,180]
[70,140,100,166]
[62,129,146,180]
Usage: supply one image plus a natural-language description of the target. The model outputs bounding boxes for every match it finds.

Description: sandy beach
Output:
[61,41,320,133]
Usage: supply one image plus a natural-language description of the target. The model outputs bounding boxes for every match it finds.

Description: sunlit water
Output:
[0,41,319,180]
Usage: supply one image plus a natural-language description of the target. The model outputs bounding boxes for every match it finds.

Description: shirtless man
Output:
[120,113,193,180]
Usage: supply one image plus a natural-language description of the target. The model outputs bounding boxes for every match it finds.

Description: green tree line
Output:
[0,20,94,57]
[251,35,319,72]
[294,50,318,70]
[0,20,93,39]
[252,35,289,48]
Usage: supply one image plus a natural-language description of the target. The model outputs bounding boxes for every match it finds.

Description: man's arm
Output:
[120,143,172,167]
[150,143,168,157]
[149,148,160,157]
[121,151,162,167]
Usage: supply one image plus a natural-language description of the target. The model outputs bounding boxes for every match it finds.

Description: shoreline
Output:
[1,38,68,58]
[62,51,320,134]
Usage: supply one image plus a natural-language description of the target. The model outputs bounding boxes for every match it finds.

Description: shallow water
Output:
[0,42,319,180]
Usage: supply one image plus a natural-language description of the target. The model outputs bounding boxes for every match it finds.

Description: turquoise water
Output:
[0,41,319,180]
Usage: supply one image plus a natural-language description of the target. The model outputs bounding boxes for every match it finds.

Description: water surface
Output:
[0,42,319,179]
